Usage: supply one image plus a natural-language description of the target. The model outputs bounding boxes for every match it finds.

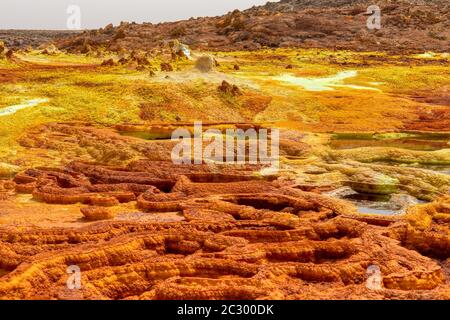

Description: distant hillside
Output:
[0,30,80,48]
[20,0,450,53]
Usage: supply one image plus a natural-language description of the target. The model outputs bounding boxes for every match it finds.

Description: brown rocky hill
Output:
[0,30,80,49]
[55,0,449,53]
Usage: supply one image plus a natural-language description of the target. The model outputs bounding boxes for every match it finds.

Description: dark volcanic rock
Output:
[218,80,242,96]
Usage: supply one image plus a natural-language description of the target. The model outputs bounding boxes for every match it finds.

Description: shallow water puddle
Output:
[342,193,401,215]
[327,188,424,215]
[0,98,49,117]
[330,138,449,151]
[119,131,173,140]
[330,132,450,151]
[273,70,381,92]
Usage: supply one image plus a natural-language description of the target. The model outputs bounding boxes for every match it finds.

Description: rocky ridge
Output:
[54,0,449,53]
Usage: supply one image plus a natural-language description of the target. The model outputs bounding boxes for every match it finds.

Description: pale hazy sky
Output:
[0,0,276,30]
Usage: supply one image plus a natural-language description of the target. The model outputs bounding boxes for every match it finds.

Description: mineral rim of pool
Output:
[0,98,49,117]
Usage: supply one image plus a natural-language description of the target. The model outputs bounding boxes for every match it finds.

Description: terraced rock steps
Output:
[0,158,448,299]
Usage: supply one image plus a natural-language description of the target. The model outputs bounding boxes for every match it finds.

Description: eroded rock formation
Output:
[0,157,448,300]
